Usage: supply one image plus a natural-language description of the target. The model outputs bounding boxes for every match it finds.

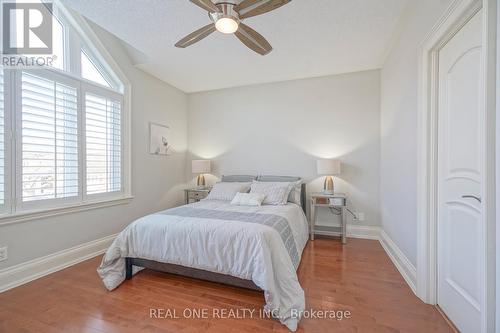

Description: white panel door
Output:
[437,9,484,333]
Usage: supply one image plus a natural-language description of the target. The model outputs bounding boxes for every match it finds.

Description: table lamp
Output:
[316,159,341,194]
[192,160,211,188]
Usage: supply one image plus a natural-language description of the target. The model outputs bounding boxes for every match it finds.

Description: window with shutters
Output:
[19,72,79,207]
[0,2,130,220]
[85,93,121,195]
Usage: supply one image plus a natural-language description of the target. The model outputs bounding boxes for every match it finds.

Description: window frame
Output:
[51,6,68,72]
[0,1,132,224]
[1,69,14,218]
[81,48,117,89]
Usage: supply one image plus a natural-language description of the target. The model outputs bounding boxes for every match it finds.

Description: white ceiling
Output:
[61,0,409,93]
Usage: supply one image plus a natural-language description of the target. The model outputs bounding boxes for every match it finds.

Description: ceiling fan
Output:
[175,0,291,55]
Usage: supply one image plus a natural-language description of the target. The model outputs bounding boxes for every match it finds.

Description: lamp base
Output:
[323,176,334,195]
[196,174,205,187]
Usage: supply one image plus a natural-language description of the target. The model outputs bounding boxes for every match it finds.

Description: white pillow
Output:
[230,192,266,206]
[287,180,302,205]
[250,181,293,205]
[205,182,251,201]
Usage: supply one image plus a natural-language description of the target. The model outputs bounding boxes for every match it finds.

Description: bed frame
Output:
[125,181,307,291]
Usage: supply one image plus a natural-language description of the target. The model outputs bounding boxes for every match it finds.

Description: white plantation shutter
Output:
[0,70,4,207]
[85,93,121,195]
[20,72,79,202]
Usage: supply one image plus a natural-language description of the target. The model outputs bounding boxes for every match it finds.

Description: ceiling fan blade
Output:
[235,0,291,19]
[189,0,220,13]
[175,24,217,48]
[235,23,272,55]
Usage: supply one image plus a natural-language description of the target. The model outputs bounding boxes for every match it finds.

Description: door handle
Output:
[462,195,481,203]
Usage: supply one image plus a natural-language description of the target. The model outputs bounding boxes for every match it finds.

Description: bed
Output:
[97,175,309,331]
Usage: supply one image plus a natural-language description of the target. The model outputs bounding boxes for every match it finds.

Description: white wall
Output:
[188,70,381,228]
[380,0,455,266]
[496,2,500,331]
[0,22,188,269]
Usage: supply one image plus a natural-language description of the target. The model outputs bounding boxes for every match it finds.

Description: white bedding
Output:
[97,200,309,331]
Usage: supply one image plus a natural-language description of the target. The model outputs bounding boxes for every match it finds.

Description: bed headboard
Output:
[220,175,257,182]
[256,175,300,182]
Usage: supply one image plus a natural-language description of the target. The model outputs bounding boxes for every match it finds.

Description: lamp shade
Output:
[192,160,211,174]
[316,159,341,175]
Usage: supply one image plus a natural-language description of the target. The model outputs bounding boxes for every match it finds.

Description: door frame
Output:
[495,2,500,333]
[417,0,497,331]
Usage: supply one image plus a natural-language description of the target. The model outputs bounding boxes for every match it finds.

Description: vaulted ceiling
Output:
[62,0,409,93]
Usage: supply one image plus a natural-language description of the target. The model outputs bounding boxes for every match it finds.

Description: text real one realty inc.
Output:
[150,308,352,320]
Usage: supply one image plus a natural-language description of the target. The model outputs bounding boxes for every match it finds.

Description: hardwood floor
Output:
[0,238,453,333]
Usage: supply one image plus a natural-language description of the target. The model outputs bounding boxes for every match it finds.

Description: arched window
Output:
[81,50,111,87]
[0,0,130,219]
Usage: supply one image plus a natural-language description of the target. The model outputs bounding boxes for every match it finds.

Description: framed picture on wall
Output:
[149,122,172,155]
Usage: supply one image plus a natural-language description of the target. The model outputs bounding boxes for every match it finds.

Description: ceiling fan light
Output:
[215,17,239,34]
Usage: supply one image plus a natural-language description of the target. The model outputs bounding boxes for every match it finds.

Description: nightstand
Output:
[310,193,347,244]
[184,188,211,204]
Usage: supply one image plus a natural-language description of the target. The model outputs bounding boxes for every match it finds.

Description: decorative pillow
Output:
[250,181,293,205]
[230,192,266,206]
[205,182,251,201]
[287,180,303,205]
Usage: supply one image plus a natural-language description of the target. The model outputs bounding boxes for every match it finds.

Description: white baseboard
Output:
[0,228,416,298]
[0,233,117,293]
[314,224,381,240]
[378,229,417,294]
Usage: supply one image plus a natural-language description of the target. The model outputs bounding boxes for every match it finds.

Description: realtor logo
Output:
[2,3,53,54]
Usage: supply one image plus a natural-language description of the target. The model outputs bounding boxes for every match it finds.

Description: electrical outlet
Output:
[0,246,7,262]
[355,212,365,221]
